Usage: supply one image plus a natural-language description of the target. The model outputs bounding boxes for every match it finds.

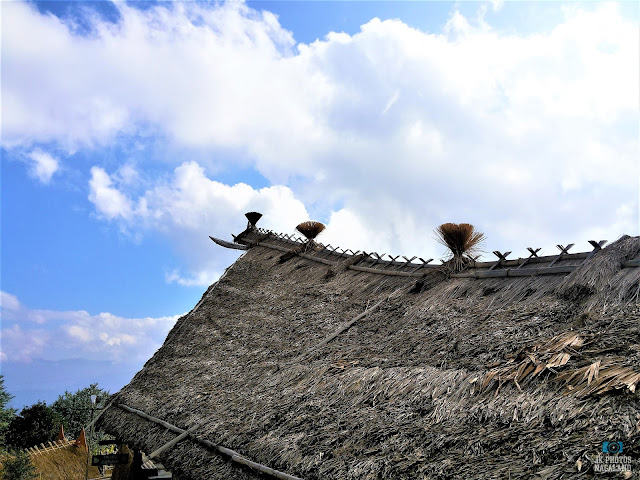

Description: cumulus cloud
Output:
[1,291,21,312]
[3,1,638,261]
[165,269,222,288]
[0,291,181,363]
[88,166,136,220]
[26,150,59,184]
[88,161,309,285]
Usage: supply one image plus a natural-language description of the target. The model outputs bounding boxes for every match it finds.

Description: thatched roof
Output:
[22,440,101,480]
[97,230,639,479]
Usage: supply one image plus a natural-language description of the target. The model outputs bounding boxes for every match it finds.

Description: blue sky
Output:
[1,0,638,409]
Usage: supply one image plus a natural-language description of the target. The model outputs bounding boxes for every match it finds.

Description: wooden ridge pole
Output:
[116,404,303,480]
[144,417,212,462]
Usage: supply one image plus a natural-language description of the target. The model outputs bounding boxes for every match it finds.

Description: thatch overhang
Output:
[97,230,640,479]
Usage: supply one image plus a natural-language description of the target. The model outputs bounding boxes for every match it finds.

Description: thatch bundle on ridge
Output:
[245,211,263,229]
[435,222,485,272]
[295,221,325,241]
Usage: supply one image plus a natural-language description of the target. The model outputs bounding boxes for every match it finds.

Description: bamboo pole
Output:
[84,399,114,431]
[348,265,423,277]
[291,287,407,363]
[244,232,640,278]
[298,252,335,266]
[116,404,303,480]
[293,297,387,362]
[145,417,211,462]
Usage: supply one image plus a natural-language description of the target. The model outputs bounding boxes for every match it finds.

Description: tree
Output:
[5,403,62,450]
[0,376,16,448]
[51,384,109,448]
[1,451,37,480]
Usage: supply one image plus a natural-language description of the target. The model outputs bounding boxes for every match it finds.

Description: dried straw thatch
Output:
[98,230,639,479]
[557,235,640,306]
[29,444,101,480]
[245,212,263,228]
[435,223,485,272]
[295,221,325,241]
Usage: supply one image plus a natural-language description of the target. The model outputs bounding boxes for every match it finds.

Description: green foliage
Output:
[5,403,62,450]
[51,384,109,448]
[1,450,37,480]
[0,377,17,447]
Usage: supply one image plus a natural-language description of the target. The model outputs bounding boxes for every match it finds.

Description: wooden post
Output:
[516,248,540,269]
[410,258,434,273]
[367,252,384,268]
[549,243,574,266]
[583,240,607,262]
[396,256,417,271]
[116,404,303,480]
[145,418,211,462]
[489,251,511,271]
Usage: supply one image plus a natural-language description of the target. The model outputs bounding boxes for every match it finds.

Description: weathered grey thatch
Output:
[98,231,640,479]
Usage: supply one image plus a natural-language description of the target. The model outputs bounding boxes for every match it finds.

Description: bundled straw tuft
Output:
[245,211,263,228]
[295,221,325,241]
[435,223,485,272]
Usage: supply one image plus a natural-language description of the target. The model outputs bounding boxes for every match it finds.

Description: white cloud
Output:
[0,291,21,312]
[165,268,222,288]
[26,150,59,184]
[66,325,92,342]
[88,161,310,284]
[2,1,637,261]
[490,0,504,12]
[88,166,135,220]
[0,291,181,363]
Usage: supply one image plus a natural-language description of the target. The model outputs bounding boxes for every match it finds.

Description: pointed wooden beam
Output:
[516,247,541,269]
[549,243,574,266]
[368,252,386,268]
[386,255,400,268]
[209,236,249,251]
[317,244,333,258]
[409,257,434,273]
[583,240,607,262]
[351,251,368,266]
[144,417,212,463]
[489,251,511,271]
[396,255,417,271]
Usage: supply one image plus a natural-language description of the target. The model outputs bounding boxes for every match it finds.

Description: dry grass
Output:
[29,444,102,480]
[435,223,485,272]
[245,212,263,228]
[557,235,640,307]
[295,221,325,241]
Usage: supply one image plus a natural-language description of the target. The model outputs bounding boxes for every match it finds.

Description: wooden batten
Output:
[117,404,303,480]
